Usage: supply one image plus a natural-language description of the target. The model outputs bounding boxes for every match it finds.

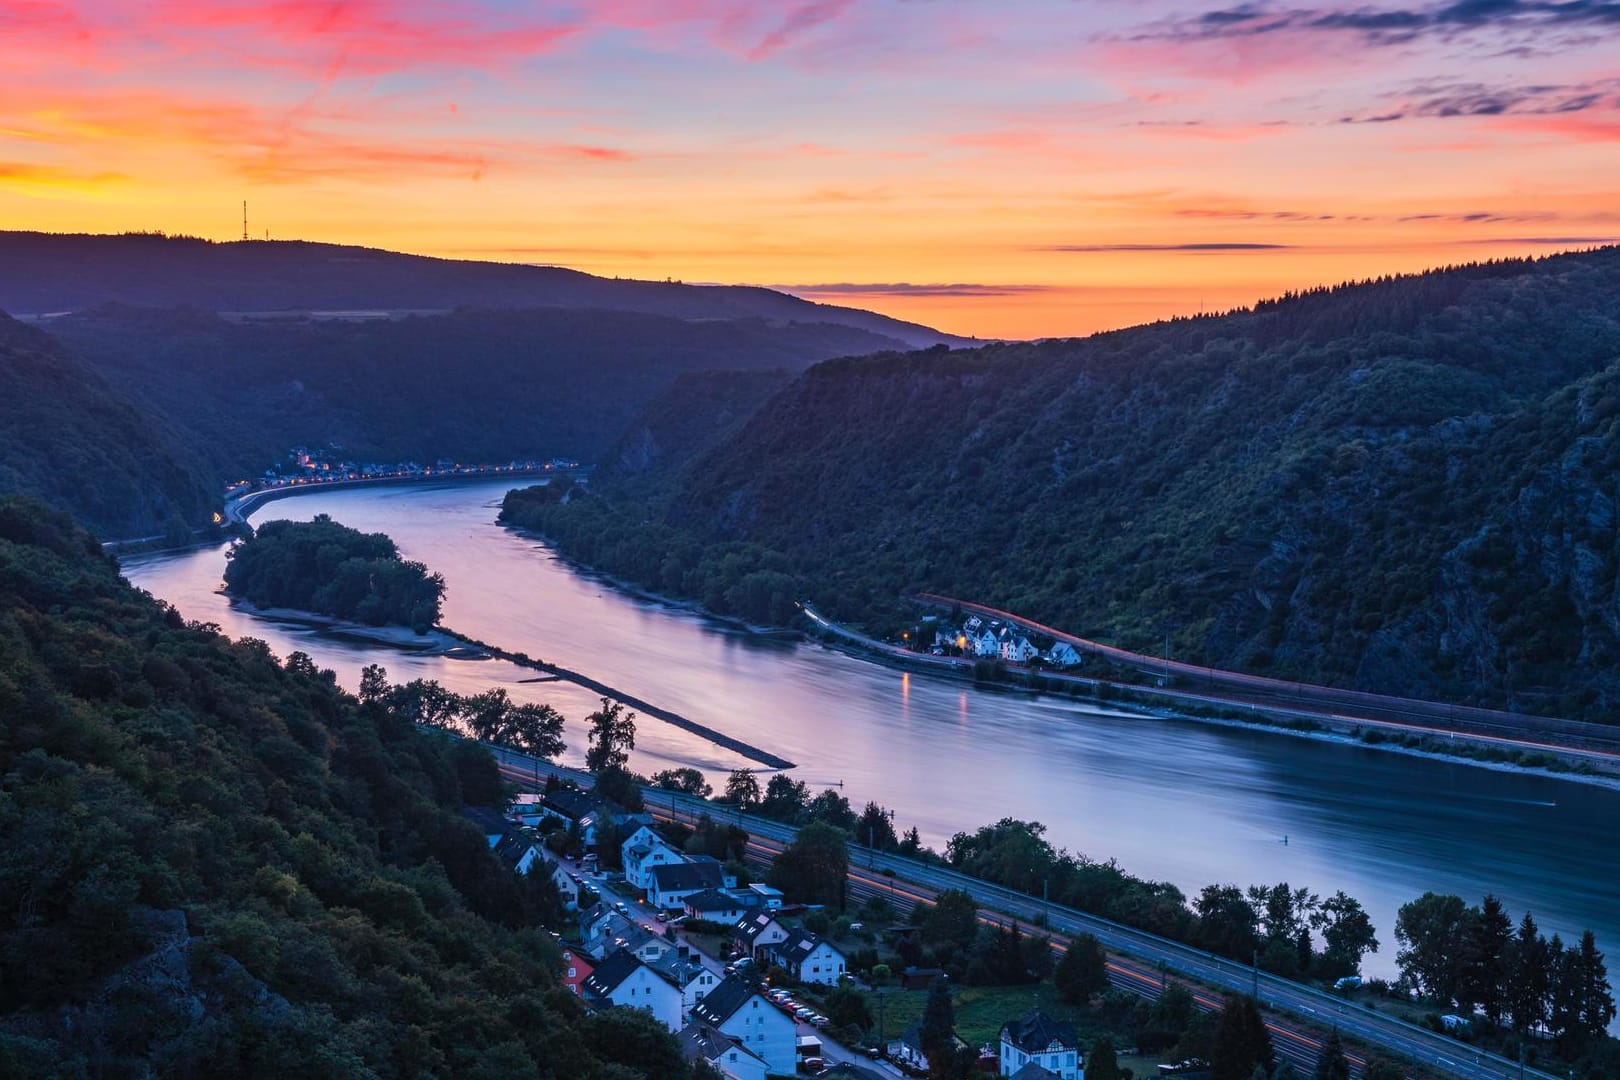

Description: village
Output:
[905,613,1084,670]
[464,779,1100,1080]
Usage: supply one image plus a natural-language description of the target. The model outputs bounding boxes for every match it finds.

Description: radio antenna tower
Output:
[242,201,248,242]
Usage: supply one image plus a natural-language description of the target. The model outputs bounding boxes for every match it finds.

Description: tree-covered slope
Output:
[0,314,216,540]
[518,249,1620,719]
[0,500,693,1079]
[45,305,917,477]
[0,231,971,349]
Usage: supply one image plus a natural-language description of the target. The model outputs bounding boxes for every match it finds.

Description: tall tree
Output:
[1212,995,1274,1080]
[766,822,849,910]
[1312,1029,1350,1080]
[724,769,761,808]
[760,774,810,821]
[651,768,712,798]
[1395,892,1472,1004]
[1313,892,1378,979]
[1505,912,1549,1034]
[1054,933,1110,1004]
[920,889,980,954]
[918,978,956,1078]
[1460,894,1512,1023]
[858,801,898,850]
[1087,1036,1122,1080]
[585,697,636,772]
[1571,930,1616,1045]
[1197,884,1261,961]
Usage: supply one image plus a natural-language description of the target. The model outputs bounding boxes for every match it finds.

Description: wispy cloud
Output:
[1039,242,1295,253]
[1138,0,1620,48]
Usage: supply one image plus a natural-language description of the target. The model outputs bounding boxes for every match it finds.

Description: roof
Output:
[493,834,535,871]
[690,973,762,1026]
[679,1021,764,1067]
[1011,1064,1062,1080]
[815,1065,887,1080]
[648,860,722,893]
[735,910,783,942]
[769,927,842,967]
[542,788,601,820]
[461,806,509,837]
[580,949,645,997]
[685,888,750,912]
[999,1010,1079,1055]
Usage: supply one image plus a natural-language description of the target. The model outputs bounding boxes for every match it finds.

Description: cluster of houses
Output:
[485,785,1091,1080]
[922,614,1084,669]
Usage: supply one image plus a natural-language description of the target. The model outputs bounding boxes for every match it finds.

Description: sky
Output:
[2,0,1618,339]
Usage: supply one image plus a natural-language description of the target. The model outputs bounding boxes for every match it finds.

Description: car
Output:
[794,1008,814,1020]
[849,922,864,932]
[614,901,628,913]
[655,912,668,922]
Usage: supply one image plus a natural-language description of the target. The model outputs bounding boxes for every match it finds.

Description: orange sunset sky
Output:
[3,0,1618,339]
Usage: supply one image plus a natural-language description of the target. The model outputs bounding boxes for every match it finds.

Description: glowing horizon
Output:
[4,1,1618,339]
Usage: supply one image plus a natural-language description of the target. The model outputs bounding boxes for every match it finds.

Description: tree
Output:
[1087,1036,1122,1080]
[918,978,956,1078]
[1395,892,1471,1004]
[760,774,809,821]
[1054,933,1109,1004]
[593,764,645,812]
[858,801,897,850]
[585,697,636,772]
[724,769,761,808]
[1569,930,1616,1045]
[1460,893,1512,1023]
[359,663,389,705]
[1197,885,1260,961]
[1360,1057,1404,1080]
[1505,912,1549,1033]
[1313,891,1378,979]
[805,787,856,831]
[767,822,849,910]
[1312,1028,1350,1080]
[651,768,712,798]
[823,984,872,1032]
[504,702,566,759]
[921,889,979,953]
[1212,995,1273,1080]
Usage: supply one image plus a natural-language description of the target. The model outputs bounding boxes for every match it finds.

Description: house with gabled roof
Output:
[560,948,594,997]
[649,944,725,1004]
[1047,642,1083,669]
[690,973,796,1074]
[580,948,682,1032]
[733,910,791,961]
[493,833,542,876]
[622,824,688,891]
[648,859,724,910]
[765,927,847,986]
[998,1009,1082,1079]
[679,1020,768,1080]
[684,888,759,923]
[539,788,606,845]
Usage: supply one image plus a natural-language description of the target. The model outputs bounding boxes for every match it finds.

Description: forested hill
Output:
[44,304,917,480]
[0,313,215,540]
[0,499,695,1078]
[533,248,1620,719]
[0,231,970,349]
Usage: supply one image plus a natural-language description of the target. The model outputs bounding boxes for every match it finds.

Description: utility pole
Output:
[1252,949,1260,999]
[242,200,248,242]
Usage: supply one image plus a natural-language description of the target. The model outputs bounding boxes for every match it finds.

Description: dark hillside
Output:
[0,314,215,539]
[45,304,909,477]
[0,499,692,1078]
[509,248,1620,719]
[0,231,970,349]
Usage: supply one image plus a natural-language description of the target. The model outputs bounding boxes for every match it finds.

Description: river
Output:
[123,478,1620,982]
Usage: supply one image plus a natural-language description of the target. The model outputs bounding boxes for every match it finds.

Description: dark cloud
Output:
[1039,243,1293,252]
[1337,77,1618,123]
[777,282,1055,298]
[1140,0,1620,46]
[1470,235,1620,244]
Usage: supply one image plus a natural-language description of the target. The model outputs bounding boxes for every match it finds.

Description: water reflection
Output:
[124,479,1620,982]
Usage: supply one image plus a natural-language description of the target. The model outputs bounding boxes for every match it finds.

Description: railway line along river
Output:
[124,478,1620,987]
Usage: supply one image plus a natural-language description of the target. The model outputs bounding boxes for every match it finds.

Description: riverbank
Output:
[225,599,492,658]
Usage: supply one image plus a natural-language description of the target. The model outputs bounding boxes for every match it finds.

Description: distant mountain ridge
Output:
[0,231,973,350]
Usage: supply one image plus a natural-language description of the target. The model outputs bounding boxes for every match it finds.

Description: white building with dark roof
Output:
[622,824,688,891]
[648,859,724,910]
[765,927,847,986]
[679,1020,768,1080]
[580,948,682,1032]
[690,973,796,1075]
[999,1009,1082,1079]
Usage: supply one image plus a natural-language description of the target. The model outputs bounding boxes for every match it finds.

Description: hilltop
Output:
[0,231,971,350]
[503,248,1620,720]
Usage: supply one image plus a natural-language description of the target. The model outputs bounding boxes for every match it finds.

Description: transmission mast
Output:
[242,201,248,242]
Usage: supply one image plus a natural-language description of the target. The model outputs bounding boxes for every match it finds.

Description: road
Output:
[489,750,1554,1080]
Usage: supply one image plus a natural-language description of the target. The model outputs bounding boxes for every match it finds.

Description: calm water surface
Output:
[124,480,1620,980]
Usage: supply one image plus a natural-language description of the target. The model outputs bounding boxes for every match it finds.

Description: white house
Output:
[890,1025,931,1074]
[538,855,582,911]
[680,1021,769,1080]
[581,949,683,1032]
[539,788,605,846]
[648,860,724,911]
[999,1010,1083,1080]
[1000,630,1040,664]
[972,626,1002,658]
[766,928,847,986]
[493,834,543,877]
[650,945,725,1005]
[1047,642,1083,668]
[623,825,689,891]
[690,974,797,1075]
[734,910,791,961]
